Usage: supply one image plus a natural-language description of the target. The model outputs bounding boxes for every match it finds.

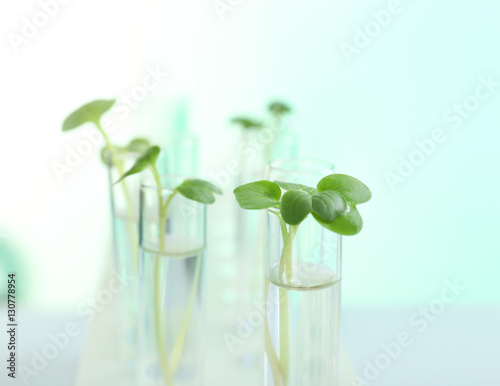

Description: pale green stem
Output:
[150,167,202,384]
[279,224,297,283]
[154,254,173,386]
[170,250,202,374]
[154,185,174,386]
[281,222,298,385]
[96,122,139,270]
[279,288,290,385]
[269,212,300,386]
[264,279,284,386]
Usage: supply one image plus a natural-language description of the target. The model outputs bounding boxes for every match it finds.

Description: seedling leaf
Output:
[231,117,263,129]
[311,190,347,222]
[268,101,292,116]
[63,99,115,131]
[280,190,312,225]
[176,179,222,204]
[317,174,371,204]
[313,206,363,236]
[234,181,281,209]
[115,146,160,183]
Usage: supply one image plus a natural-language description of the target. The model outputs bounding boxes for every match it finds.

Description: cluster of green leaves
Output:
[231,100,292,130]
[116,145,222,204]
[234,174,371,235]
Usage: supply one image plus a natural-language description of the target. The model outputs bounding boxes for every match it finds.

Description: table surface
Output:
[2,303,499,386]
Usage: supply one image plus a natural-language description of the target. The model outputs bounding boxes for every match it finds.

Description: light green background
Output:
[189,0,500,305]
[1,0,499,307]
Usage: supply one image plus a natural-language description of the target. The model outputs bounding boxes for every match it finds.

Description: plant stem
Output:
[279,224,297,283]
[154,195,174,386]
[150,170,202,384]
[150,167,175,386]
[279,287,290,385]
[96,122,139,270]
[154,260,173,386]
[264,279,284,386]
[170,249,202,375]
[278,219,298,386]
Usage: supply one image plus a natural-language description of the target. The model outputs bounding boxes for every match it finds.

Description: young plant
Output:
[230,99,292,131]
[117,145,221,386]
[63,99,151,268]
[234,174,370,234]
[231,101,293,172]
[267,100,293,161]
[101,137,151,166]
[233,173,371,385]
[234,174,371,276]
[63,99,151,169]
[231,117,264,130]
[268,100,292,117]
[64,99,118,160]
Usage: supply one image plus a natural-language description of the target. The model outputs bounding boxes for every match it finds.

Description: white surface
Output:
[74,296,135,386]
[2,305,499,385]
[0,306,85,386]
[73,296,357,386]
[342,306,500,386]
[74,305,500,386]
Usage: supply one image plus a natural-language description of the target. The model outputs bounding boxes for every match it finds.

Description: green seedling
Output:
[231,100,293,167]
[267,100,293,156]
[234,174,370,235]
[117,145,221,386]
[268,101,292,117]
[63,99,150,167]
[101,137,150,166]
[234,173,371,385]
[230,100,292,130]
[63,99,151,269]
[231,117,263,129]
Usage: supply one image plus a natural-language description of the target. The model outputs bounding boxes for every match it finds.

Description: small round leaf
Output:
[313,207,363,236]
[312,190,347,222]
[63,99,115,131]
[280,190,312,225]
[317,174,371,204]
[182,179,222,195]
[176,179,222,204]
[234,181,281,209]
[176,182,215,204]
